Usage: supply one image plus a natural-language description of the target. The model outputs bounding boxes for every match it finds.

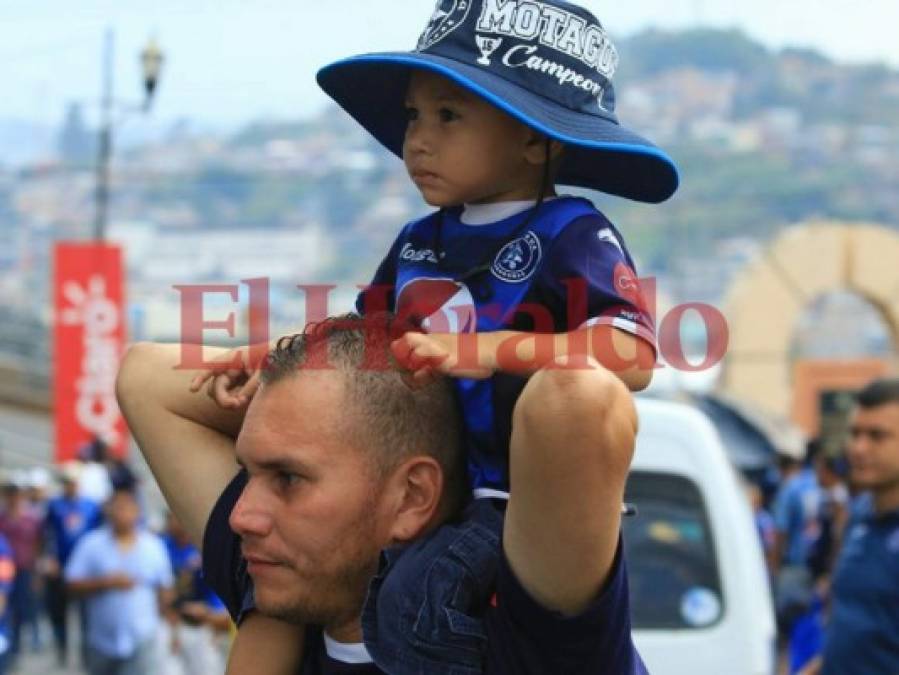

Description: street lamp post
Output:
[92,29,164,242]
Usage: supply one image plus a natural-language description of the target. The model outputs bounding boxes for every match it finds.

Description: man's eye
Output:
[439,108,458,122]
[276,472,302,489]
[405,106,419,122]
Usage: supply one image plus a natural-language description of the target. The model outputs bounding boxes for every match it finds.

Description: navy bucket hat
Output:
[317,0,679,203]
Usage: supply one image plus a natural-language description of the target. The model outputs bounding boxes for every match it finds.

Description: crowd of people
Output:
[0,439,231,675]
[748,378,899,675]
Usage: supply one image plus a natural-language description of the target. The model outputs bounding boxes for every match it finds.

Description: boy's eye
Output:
[439,107,458,122]
[404,106,419,122]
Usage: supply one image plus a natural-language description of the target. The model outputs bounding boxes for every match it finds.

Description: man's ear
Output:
[523,132,564,166]
[384,456,444,543]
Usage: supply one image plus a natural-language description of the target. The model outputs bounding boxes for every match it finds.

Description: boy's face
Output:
[403,70,545,206]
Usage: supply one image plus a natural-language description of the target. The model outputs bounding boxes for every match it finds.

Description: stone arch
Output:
[719,221,899,417]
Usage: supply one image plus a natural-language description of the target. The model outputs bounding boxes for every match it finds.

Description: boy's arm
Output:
[393,325,654,391]
[115,342,247,547]
[226,612,306,675]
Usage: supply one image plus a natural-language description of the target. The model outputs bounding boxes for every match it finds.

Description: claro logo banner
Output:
[53,242,128,462]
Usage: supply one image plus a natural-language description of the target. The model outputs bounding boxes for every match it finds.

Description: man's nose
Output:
[229,478,273,538]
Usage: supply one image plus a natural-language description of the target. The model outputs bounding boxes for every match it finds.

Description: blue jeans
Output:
[362,499,504,675]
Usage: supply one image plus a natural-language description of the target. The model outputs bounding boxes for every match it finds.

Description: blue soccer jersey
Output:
[44,495,103,567]
[357,197,655,492]
[164,535,226,616]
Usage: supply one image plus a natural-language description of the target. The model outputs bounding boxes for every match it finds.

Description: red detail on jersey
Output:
[396,279,477,333]
[490,592,498,608]
[612,262,645,311]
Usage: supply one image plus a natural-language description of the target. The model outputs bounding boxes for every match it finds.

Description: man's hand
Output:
[391,332,495,386]
[189,345,265,409]
[104,573,136,591]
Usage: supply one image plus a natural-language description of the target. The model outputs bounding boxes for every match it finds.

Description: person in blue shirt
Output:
[162,511,229,674]
[190,1,673,671]
[42,463,103,667]
[118,316,649,674]
[65,487,174,675]
[0,534,15,675]
[797,379,899,675]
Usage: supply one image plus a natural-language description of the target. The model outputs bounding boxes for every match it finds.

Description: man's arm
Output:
[115,342,246,546]
[226,613,306,675]
[502,357,637,615]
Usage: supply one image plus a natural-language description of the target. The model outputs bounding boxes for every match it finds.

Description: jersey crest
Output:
[491,231,541,283]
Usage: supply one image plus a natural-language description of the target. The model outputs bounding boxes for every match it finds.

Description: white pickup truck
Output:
[626,398,776,675]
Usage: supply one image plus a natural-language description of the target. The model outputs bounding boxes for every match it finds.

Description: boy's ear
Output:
[523,132,565,166]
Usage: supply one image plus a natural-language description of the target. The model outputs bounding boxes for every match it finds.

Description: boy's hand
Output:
[189,346,262,409]
[391,332,494,386]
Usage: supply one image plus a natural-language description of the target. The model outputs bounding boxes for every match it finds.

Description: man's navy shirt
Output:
[204,471,649,674]
[821,496,899,675]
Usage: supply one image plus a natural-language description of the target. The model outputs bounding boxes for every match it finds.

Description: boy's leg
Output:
[362,499,502,675]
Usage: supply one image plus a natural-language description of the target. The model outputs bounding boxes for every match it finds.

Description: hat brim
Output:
[317,52,679,203]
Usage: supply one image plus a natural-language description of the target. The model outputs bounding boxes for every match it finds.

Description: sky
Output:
[2,0,898,131]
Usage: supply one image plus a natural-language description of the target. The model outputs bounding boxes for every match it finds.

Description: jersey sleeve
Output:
[354,227,408,315]
[201,470,251,623]
[485,538,648,675]
[537,214,656,351]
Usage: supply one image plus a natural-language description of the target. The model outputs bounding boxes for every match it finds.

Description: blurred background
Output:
[1,1,898,673]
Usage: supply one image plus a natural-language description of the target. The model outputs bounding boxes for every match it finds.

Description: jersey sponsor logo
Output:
[397,279,477,333]
[64,512,84,533]
[418,0,473,51]
[399,243,440,264]
[492,231,541,283]
[613,262,645,308]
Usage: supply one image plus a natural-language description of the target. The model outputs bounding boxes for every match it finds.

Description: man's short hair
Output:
[856,378,899,409]
[261,313,467,512]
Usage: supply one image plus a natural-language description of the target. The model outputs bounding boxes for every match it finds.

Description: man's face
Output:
[847,402,899,493]
[106,491,140,533]
[403,70,540,207]
[230,371,391,629]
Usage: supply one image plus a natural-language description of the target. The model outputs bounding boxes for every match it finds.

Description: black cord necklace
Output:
[431,141,553,298]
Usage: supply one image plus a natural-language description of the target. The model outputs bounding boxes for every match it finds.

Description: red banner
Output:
[53,242,128,462]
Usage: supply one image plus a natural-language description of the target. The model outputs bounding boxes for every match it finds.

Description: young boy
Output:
[194,1,677,671]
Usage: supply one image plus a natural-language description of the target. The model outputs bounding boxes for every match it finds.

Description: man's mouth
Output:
[242,548,284,574]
